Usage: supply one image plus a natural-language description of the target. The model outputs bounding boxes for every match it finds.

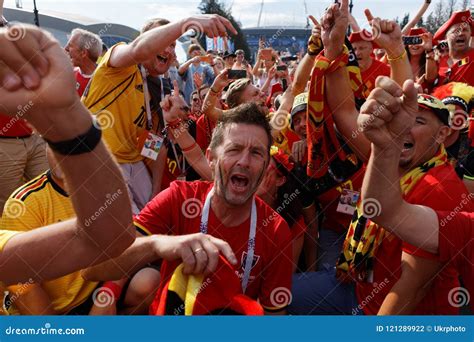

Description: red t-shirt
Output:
[195,115,216,151]
[74,68,92,97]
[361,59,391,94]
[0,113,32,137]
[437,211,473,311]
[437,49,474,87]
[134,181,293,313]
[356,163,473,315]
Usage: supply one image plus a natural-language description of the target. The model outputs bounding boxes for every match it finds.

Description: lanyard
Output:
[200,187,257,294]
[170,142,186,174]
[140,66,153,130]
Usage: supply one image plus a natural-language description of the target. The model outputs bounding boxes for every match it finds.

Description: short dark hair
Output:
[141,18,170,33]
[209,102,273,152]
[188,44,202,55]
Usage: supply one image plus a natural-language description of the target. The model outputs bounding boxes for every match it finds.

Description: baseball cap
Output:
[417,94,450,126]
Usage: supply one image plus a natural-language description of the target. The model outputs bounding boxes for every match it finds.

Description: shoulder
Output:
[9,172,50,203]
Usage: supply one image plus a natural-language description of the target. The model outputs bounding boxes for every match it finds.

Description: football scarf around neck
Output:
[336,145,449,283]
[200,187,257,294]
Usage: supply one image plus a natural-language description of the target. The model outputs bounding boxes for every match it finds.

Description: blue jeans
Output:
[288,268,361,315]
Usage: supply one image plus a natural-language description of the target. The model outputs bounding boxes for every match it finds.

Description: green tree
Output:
[198,0,251,59]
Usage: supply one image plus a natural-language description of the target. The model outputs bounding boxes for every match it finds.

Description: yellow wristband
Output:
[387,50,407,62]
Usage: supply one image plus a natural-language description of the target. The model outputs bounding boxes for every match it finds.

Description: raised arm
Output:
[365,9,413,85]
[0,25,134,285]
[109,15,237,69]
[202,69,231,121]
[358,77,439,253]
[321,0,372,161]
[292,16,323,96]
[401,0,431,35]
[162,82,212,180]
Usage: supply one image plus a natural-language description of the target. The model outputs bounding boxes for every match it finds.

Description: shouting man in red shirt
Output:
[359,76,473,314]
[84,98,293,315]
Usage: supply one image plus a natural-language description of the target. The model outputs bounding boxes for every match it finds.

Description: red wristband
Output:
[181,142,198,152]
[99,281,123,301]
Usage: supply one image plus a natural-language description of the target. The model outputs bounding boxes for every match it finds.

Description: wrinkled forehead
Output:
[222,123,269,149]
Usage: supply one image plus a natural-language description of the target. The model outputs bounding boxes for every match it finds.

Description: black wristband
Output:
[46,122,102,155]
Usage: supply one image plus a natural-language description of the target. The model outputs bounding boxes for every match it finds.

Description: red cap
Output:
[349,30,380,49]
[406,27,428,36]
[266,82,284,108]
[434,10,474,42]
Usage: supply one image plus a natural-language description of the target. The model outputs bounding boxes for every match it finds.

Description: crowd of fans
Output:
[0,0,472,316]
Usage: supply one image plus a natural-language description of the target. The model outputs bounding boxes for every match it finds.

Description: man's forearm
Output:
[170,127,212,180]
[401,2,430,35]
[388,45,414,86]
[362,145,439,252]
[0,104,135,285]
[82,236,160,281]
[130,20,187,64]
[325,67,371,161]
[202,87,223,121]
[178,59,194,75]
[362,146,402,225]
[292,54,315,95]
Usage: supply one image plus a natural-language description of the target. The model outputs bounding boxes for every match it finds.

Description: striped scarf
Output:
[336,146,449,283]
[306,44,364,178]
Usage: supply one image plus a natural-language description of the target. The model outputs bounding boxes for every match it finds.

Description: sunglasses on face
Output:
[192,98,200,102]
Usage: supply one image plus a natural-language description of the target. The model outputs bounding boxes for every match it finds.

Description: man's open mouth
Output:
[402,142,414,152]
[230,173,249,192]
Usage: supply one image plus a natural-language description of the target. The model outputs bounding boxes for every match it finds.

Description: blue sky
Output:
[3,0,467,30]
